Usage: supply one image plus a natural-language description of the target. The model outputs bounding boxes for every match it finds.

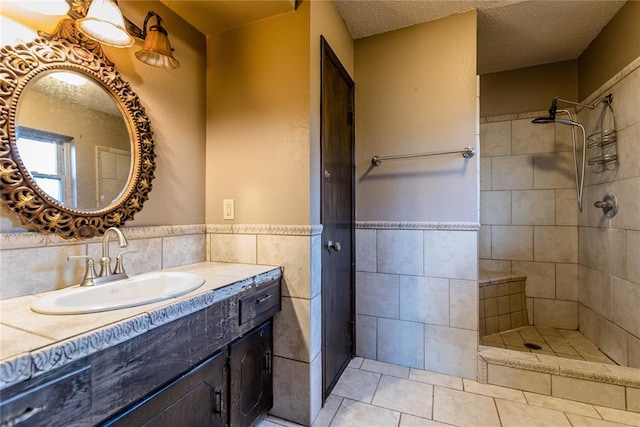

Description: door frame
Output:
[319,35,356,400]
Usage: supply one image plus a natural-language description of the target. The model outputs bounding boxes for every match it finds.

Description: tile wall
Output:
[576,61,640,368]
[355,223,479,379]
[479,113,580,330]
[207,224,323,426]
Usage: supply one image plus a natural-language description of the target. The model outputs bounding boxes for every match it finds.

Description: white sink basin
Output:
[31,272,205,315]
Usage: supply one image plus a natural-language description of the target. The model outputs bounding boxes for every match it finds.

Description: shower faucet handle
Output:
[594,192,618,218]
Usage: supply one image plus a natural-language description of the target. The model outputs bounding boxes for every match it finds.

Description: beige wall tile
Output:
[611,277,640,337]
[492,155,534,190]
[450,279,477,330]
[512,190,555,225]
[609,177,640,231]
[379,318,424,369]
[554,121,575,153]
[487,364,551,394]
[556,263,578,301]
[578,266,612,319]
[271,356,312,424]
[424,230,477,280]
[425,325,477,379]
[533,152,574,189]
[534,226,578,263]
[492,226,533,261]
[481,121,511,157]
[479,259,511,274]
[257,235,311,298]
[399,276,449,325]
[551,376,626,409]
[481,191,511,225]
[627,230,640,285]
[480,157,492,190]
[356,229,377,273]
[555,189,578,225]
[610,65,640,131]
[162,234,206,268]
[356,314,377,360]
[615,122,640,181]
[628,387,640,412]
[512,118,555,154]
[534,299,578,329]
[578,304,600,346]
[512,261,555,298]
[209,233,256,264]
[479,225,492,259]
[88,237,162,276]
[356,272,399,318]
[598,317,629,366]
[377,230,423,276]
[274,296,313,362]
[629,335,640,369]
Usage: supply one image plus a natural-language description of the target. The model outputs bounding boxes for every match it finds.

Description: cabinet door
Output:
[229,321,273,427]
[104,350,227,427]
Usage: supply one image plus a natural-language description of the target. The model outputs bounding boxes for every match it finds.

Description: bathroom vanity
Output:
[0,262,281,427]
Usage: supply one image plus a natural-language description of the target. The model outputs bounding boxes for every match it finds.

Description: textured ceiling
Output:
[163,0,626,75]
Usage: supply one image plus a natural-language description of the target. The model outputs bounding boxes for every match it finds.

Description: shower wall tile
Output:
[555,263,578,301]
[424,230,477,280]
[356,229,377,273]
[533,152,574,189]
[480,121,511,157]
[578,304,600,346]
[355,272,399,318]
[450,279,478,330]
[512,118,555,154]
[491,226,533,261]
[377,230,423,276]
[628,230,640,285]
[579,266,612,320]
[610,65,640,130]
[629,336,640,369]
[512,190,555,225]
[579,226,626,278]
[534,226,578,263]
[425,325,477,379]
[399,276,449,325]
[378,318,424,369]
[554,122,574,152]
[479,259,512,274]
[479,226,492,259]
[609,176,640,231]
[533,299,578,329]
[492,155,533,190]
[598,317,628,366]
[615,123,640,181]
[480,157,492,190]
[512,261,555,299]
[610,276,640,337]
[480,191,511,225]
[356,314,377,360]
[555,189,578,226]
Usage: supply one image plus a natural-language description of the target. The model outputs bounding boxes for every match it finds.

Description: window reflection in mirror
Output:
[15,70,132,212]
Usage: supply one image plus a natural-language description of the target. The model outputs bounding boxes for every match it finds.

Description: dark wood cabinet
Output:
[0,277,280,427]
[103,350,227,427]
[230,321,273,427]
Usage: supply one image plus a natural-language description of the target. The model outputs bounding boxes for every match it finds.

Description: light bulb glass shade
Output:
[135,27,180,69]
[18,0,70,15]
[76,0,134,47]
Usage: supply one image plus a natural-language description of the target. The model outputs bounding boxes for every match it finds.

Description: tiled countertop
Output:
[0,262,281,390]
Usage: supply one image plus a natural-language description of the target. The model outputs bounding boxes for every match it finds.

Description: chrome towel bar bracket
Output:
[372,146,475,167]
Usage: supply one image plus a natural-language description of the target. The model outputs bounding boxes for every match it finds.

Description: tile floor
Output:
[259,357,640,427]
[480,325,617,365]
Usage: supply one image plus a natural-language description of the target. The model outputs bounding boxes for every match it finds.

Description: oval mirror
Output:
[0,22,156,239]
[15,70,132,212]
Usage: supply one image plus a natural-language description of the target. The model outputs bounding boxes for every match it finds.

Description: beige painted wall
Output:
[0,1,206,231]
[206,2,311,225]
[578,1,640,101]
[355,11,478,222]
[480,61,578,117]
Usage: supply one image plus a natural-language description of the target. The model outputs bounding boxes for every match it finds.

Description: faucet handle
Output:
[67,255,97,287]
[114,250,138,275]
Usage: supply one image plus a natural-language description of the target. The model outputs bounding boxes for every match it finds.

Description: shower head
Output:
[532,98,558,124]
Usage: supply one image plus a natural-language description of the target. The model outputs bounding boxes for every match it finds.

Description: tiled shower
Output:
[479,61,640,369]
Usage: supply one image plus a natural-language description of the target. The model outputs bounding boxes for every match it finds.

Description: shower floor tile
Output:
[480,326,617,365]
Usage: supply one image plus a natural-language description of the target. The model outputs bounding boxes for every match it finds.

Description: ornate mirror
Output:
[0,19,156,239]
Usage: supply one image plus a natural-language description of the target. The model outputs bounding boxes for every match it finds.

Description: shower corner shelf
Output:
[587,95,618,173]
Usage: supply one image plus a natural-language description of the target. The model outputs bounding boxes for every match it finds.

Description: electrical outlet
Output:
[223,199,234,220]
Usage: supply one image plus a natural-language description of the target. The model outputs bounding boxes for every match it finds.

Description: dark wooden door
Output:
[229,320,273,427]
[104,350,227,427]
[320,36,355,399]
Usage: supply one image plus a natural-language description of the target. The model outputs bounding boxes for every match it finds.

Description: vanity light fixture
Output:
[76,0,134,47]
[75,0,180,69]
[135,12,180,69]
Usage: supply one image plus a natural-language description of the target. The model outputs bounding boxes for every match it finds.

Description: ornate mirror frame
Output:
[0,19,156,239]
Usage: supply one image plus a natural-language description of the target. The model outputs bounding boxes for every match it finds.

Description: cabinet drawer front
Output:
[239,281,280,325]
[0,365,91,427]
